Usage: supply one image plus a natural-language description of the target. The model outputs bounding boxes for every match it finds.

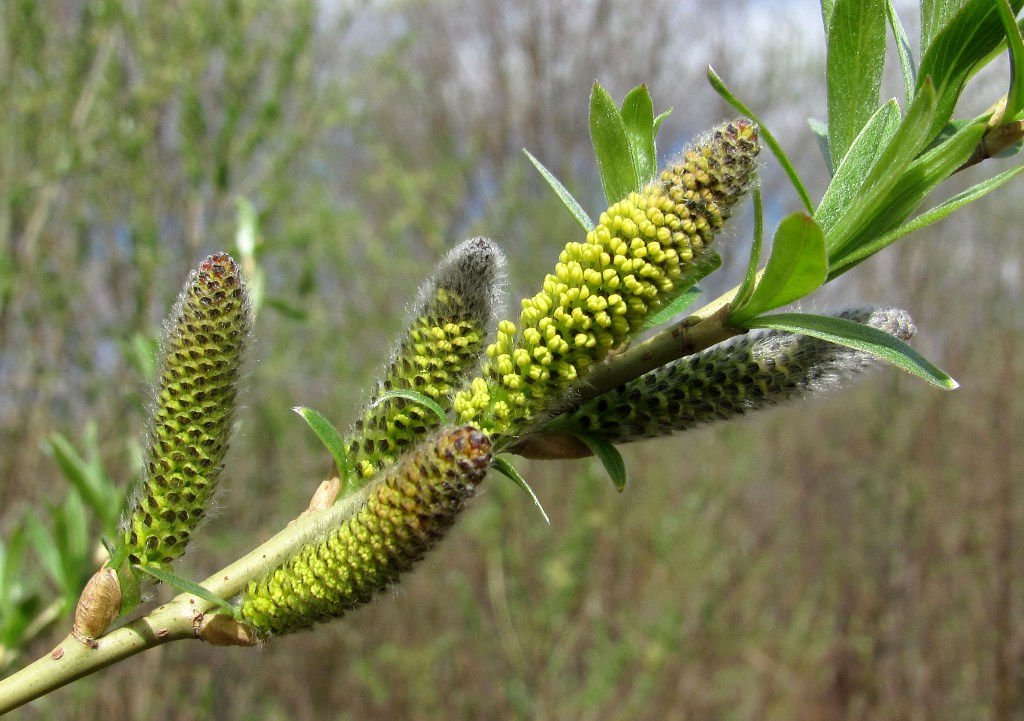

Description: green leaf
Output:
[729,214,828,325]
[826,0,887,166]
[707,66,814,213]
[620,85,657,183]
[263,296,310,321]
[816,100,900,232]
[833,162,1024,269]
[743,312,958,389]
[53,491,89,588]
[827,81,939,259]
[641,286,703,332]
[653,108,673,137]
[732,186,765,312]
[997,0,1024,121]
[370,389,448,424]
[828,118,988,276]
[852,80,937,199]
[42,426,121,533]
[524,149,594,232]
[918,0,1024,140]
[491,456,550,524]
[920,0,960,55]
[821,0,836,33]
[886,0,917,107]
[24,514,64,596]
[574,433,629,492]
[0,532,29,621]
[293,406,349,480]
[0,531,34,650]
[808,118,833,172]
[590,82,638,204]
[134,564,237,617]
[128,332,159,384]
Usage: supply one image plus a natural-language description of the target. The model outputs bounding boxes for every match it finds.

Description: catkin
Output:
[455,119,761,434]
[119,253,251,569]
[345,237,504,482]
[560,307,915,443]
[240,426,492,636]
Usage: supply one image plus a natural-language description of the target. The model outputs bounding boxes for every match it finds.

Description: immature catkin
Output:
[455,119,760,434]
[559,307,914,444]
[120,253,251,569]
[239,426,492,636]
[345,237,503,482]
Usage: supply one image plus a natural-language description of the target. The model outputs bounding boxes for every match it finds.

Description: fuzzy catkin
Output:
[559,307,915,443]
[240,426,492,636]
[455,119,761,434]
[120,253,251,569]
[345,237,504,482]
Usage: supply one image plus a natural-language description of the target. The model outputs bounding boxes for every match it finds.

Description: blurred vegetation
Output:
[1,0,1022,719]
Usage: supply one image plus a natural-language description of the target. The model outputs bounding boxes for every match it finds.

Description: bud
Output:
[72,567,122,647]
[119,253,251,569]
[456,119,760,434]
[345,237,504,482]
[239,426,492,636]
[558,307,915,444]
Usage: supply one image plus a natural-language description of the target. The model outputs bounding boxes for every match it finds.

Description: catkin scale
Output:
[239,426,492,636]
[119,253,251,569]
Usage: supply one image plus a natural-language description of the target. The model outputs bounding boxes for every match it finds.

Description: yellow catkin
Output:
[240,426,492,635]
[455,119,760,434]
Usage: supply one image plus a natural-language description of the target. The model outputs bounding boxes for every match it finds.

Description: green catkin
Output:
[119,253,251,569]
[345,237,503,482]
[559,307,915,443]
[240,426,492,636]
[454,119,760,434]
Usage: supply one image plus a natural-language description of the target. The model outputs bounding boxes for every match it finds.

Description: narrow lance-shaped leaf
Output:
[828,118,988,277]
[826,82,939,261]
[997,0,1024,121]
[732,186,765,312]
[815,100,900,235]
[524,149,594,232]
[293,407,349,481]
[838,163,1024,268]
[640,286,706,333]
[886,0,917,107]
[575,434,629,492]
[134,565,236,617]
[620,84,658,183]
[917,0,1024,140]
[492,456,550,524]
[590,81,639,203]
[744,312,957,388]
[826,0,887,166]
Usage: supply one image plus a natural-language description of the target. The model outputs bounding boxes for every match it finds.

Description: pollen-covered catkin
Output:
[560,307,915,443]
[455,119,760,434]
[119,253,251,569]
[239,426,492,636]
[345,237,504,482]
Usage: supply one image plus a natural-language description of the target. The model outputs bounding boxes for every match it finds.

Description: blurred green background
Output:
[2,0,1022,719]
